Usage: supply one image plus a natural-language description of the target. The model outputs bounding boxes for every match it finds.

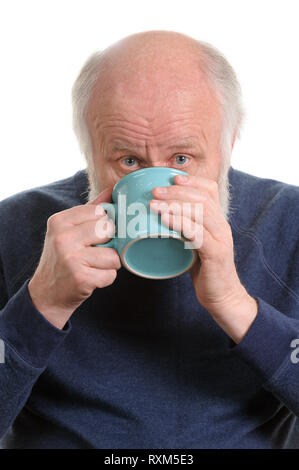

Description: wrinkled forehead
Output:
[86,73,221,132]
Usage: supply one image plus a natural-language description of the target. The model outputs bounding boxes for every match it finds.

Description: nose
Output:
[143,148,171,168]
[146,161,170,168]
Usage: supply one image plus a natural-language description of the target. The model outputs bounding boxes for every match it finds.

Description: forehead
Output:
[87,83,221,134]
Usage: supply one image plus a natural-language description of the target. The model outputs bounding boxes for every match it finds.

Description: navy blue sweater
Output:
[0,167,298,449]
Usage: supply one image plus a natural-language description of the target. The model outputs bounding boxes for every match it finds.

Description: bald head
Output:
[87,31,214,113]
[97,30,206,79]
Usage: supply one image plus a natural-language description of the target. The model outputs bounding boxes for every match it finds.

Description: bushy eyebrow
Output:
[167,138,198,150]
[110,137,200,153]
[110,140,143,152]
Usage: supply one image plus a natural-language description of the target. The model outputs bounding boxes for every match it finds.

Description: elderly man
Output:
[0,30,298,450]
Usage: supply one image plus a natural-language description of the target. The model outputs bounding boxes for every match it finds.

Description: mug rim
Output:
[112,166,189,198]
[120,233,197,280]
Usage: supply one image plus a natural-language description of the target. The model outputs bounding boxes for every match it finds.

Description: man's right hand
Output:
[28,187,121,330]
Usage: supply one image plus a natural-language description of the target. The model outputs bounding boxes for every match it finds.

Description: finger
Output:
[150,198,224,240]
[150,199,203,222]
[85,186,115,222]
[50,187,114,228]
[81,246,121,270]
[84,266,118,289]
[69,187,114,226]
[160,212,202,245]
[152,177,219,206]
[160,212,215,254]
[86,187,114,205]
[174,174,220,204]
[69,217,116,246]
[152,185,219,211]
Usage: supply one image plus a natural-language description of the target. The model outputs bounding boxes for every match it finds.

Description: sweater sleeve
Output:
[0,277,71,439]
[231,296,299,416]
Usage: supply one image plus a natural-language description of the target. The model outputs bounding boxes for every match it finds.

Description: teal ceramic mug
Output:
[95,167,197,279]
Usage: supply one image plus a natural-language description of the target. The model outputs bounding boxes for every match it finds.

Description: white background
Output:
[0,0,299,200]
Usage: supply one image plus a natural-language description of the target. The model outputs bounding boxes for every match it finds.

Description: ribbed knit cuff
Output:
[230,297,299,381]
[0,279,71,368]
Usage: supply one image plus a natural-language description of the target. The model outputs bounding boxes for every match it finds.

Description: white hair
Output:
[71,35,245,218]
[72,49,105,166]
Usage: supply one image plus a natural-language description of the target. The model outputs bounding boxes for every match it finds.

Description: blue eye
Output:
[175,155,188,165]
[123,157,138,167]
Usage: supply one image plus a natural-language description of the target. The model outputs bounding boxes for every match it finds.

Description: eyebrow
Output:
[110,137,200,153]
[111,140,143,152]
[167,138,198,150]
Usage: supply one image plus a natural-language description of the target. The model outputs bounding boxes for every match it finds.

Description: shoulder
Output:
[0,169,89,219]
[228,166,299,231]
[229,167,299,297]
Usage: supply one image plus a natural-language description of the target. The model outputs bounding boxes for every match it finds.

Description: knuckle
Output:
[62,252,79,270]
[99,269,117,287]
[47,213,59,231]
[96,247,121,269]
[111,258,121,270]
[47,211,64,230]
[110,251,121,268]
[72,268,86,287]
[106,268,117,282]
[53,231,73,251]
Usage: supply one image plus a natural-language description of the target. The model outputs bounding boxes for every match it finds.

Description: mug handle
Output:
[93,202,116,249]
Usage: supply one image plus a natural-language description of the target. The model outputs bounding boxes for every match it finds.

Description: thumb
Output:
[86,187,114,205]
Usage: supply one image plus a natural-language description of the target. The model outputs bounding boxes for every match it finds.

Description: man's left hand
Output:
[150,173,258,343]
